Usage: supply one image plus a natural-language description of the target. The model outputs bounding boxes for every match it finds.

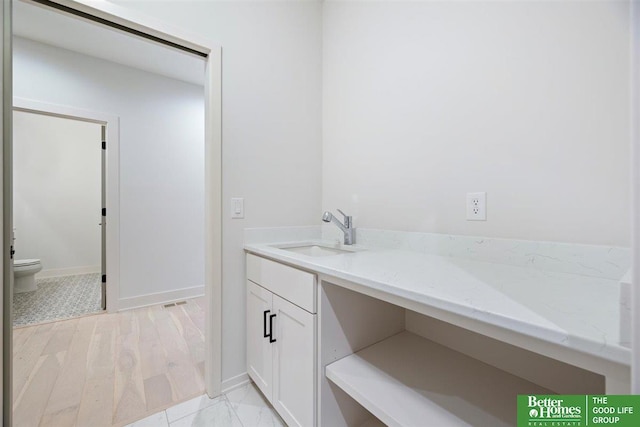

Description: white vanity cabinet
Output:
[246,281,274,399]
[246,254,317,427]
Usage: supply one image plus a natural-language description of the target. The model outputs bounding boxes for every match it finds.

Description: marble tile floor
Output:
[125,381,285,427]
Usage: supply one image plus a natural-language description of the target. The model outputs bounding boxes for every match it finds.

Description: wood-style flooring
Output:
[13,297,206,427]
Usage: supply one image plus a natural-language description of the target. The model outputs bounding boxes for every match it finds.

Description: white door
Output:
[100,126,106,310]
[246,280,274,401]
[272,295,316,427]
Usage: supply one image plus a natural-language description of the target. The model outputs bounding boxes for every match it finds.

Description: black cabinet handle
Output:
[263,310,270,338]
[269,313,277,343]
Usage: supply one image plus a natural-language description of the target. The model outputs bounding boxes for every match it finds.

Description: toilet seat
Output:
[15,259,40,267]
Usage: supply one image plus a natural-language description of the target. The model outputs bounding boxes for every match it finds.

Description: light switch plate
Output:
[466,192,486,221]
[231,198,244,219]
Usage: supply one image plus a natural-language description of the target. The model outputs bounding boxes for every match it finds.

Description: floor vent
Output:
[164,301,187,308]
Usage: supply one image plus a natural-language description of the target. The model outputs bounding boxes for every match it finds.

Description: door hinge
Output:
[102,140,106,150]
[10,245,15,259]
[102,274,106,283]
[102,208,106,216]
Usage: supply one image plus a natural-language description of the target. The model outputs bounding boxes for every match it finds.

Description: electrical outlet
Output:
[466,192,486,221]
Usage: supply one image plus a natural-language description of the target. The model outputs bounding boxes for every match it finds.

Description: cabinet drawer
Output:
[247,254,316,313]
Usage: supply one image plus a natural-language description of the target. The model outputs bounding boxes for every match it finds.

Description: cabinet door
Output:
[272,295,316,427]
[246,280,274,401]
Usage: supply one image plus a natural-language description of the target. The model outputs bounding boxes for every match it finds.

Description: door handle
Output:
[269,313,276,343]
[263,310,270,338]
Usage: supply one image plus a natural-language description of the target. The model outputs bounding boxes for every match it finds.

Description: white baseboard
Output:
[221,372,250,394]
[118,285,204,311]
[37,265,101,278]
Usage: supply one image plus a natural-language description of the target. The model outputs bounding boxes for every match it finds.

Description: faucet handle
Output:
[336,209,352,228]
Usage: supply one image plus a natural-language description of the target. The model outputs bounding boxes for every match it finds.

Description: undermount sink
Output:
[273,243,358,257]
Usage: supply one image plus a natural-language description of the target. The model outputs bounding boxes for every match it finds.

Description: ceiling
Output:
[13,0,205,86]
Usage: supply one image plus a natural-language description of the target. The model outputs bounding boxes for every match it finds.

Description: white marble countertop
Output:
[245,240,630,367]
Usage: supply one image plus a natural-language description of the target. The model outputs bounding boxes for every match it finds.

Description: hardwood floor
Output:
[13,297,206,427]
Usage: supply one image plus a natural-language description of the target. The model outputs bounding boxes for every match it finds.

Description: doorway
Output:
[3,1,223,424]
[12,108,105,326]
[12,97,120,315]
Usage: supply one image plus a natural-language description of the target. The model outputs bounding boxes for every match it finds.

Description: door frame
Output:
[632,0,639,394]
[1,1,10,424]
[12,97,120,312]
[7,0,224,408]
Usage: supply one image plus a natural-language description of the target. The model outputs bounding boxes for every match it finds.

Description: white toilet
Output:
[14,259,42,293]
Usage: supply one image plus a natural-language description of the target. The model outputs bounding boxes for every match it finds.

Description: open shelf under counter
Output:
[325,331,552,427]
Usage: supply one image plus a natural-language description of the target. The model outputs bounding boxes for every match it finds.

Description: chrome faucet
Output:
[322,209,355,245]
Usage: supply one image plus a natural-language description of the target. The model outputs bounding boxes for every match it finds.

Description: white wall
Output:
[323,0,631,247]
[104,0,630,386]
[13,111,101,274]
[14,37,206,301]
[106,1,323,384]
